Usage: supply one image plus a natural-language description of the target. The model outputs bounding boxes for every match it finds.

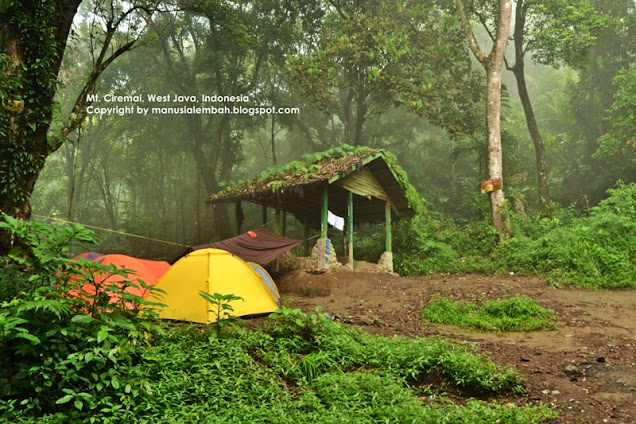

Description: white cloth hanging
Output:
[327,210,345,231]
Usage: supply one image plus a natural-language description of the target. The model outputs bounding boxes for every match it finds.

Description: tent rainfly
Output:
[70,253,171,309]
[207,147,417,272]
[180,226,301,266]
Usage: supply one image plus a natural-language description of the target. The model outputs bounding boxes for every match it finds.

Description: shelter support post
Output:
[282,211,287,236]
[348,191,354,270]
[321,184,328,239]
[262,204,267,226]
[303,216,309,256]
[235,201,243,235]
[385,201,392,253]
[378,201,394,273]
[274,197,283,234]
[274,208,282,234]
[311,183,332,269]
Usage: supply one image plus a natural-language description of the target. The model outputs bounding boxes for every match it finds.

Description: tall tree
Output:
[289,0,484,148]
[455,0,513,241]
[0,0,158,253]
[475,0,604,211]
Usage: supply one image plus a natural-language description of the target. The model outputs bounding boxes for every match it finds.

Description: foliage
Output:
[423,296,558,332]
[523,0,607,70]
[596,65,636,161]
[0,305,560,422]
[199,291,243,338]
[494,181,636,288]
[0,214,97,299]
[0,217,162,422]
[391,182,636,290]
[390,212,496,276]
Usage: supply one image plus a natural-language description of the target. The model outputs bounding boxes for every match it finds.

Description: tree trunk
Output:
[511,1,551,211]
[353,93,367,146]
[270,115,277,165]
[456,0,513,241]
[341,89,354,144]
[0,0,81,253]
[486,66,510,241]
[512,66,551,211]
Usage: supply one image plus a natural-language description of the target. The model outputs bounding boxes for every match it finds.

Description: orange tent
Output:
[70,254,170,309]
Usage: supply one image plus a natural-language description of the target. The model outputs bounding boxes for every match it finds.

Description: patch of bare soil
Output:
[276,270,636,424]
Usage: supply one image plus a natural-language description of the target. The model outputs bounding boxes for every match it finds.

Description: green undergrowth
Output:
[0,213,555,422]
[1,308,557,423]
[422,296,558,332]
[385,181,636,289]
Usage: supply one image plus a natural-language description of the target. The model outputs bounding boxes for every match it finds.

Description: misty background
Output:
[30,0,635,260]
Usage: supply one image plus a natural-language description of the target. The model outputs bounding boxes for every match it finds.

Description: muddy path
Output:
[277,269,636,424]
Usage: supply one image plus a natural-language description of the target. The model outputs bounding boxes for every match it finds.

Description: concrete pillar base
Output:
[310,238,338,270]
[378,251,393,273]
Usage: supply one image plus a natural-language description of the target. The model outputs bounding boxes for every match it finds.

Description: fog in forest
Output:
[29,0,635,260]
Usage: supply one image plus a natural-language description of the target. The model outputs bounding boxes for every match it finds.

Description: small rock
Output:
[542,389,550,394]
[551,390,560,395]
[596,356,606,363]
[564,365,580,376]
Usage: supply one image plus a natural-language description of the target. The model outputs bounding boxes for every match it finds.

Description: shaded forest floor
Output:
[277,268,636,424]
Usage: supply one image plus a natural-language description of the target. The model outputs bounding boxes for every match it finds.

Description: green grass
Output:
[422,296,558,332]
[1,308,558,423]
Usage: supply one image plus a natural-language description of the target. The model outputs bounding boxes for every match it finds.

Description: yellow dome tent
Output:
[152,248,279,323]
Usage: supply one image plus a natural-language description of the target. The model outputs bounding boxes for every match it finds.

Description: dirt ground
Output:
[276,265,636,424]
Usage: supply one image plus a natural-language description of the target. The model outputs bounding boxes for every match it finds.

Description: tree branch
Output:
[455,0,488,65]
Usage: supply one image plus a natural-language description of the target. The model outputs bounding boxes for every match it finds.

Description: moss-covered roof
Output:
[209,146,376,201]
[208,145,420,224]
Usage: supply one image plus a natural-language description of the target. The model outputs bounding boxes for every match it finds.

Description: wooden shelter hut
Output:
[207,147,417,271]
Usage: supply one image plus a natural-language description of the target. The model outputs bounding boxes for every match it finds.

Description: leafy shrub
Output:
[494,182,636,289]
[423,296,558,332]
[0,216,162,422]
[391,182,636,289]
[393,214,461,275]
[199,291,243,338]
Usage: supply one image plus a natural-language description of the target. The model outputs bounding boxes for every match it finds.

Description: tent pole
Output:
[385,201,392,252]
[321,184,328,239]
[348,191,354,270]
